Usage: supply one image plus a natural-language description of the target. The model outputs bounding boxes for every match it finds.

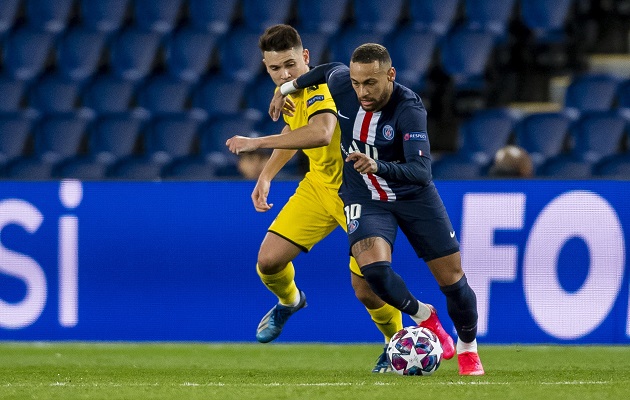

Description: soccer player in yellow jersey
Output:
[226,24,402,372]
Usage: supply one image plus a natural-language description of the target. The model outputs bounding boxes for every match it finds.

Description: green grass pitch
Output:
[1,343,629,400]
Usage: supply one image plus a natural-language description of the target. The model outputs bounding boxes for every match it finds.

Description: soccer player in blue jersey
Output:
[264,43,485,375]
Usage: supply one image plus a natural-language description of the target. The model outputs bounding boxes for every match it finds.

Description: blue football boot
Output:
[372,345,393,373]
[256,290,307,343]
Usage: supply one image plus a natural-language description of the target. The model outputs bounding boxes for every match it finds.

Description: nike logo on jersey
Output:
[337,110,350,119]
[450,231,455,238]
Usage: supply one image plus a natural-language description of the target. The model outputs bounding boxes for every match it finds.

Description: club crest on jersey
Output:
[404,131,428,141]
[348,219,360,234]
[307,95,324,107]
[306,85,319,93]
[382,125,394,140]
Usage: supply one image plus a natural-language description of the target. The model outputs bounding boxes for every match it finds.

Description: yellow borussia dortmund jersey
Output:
[283,83,343,189]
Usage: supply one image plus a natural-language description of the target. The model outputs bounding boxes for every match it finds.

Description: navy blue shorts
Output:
[343,185,459,261]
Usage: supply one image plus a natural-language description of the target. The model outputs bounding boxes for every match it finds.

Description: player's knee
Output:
[256,254,286,275]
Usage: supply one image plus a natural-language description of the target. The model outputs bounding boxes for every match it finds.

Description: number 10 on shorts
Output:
[344,204,362,226]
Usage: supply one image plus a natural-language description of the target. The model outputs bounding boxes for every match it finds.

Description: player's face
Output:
[349,61,395,112]
[263,48,310,87]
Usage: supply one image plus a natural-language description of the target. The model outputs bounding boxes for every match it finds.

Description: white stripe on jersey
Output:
[353,108,381,145]
[361,173,397,202]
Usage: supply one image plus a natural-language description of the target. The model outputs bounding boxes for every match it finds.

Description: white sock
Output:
[410,302,432,324]
[457,338,478,354]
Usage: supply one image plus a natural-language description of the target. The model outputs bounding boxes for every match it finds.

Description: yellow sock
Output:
[257,262,299,306]
[366,303,404,343]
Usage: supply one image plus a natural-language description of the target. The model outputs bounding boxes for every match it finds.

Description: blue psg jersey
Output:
[297,62,433,202]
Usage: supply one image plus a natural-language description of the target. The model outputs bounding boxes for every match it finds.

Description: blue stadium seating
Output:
[56,27,107,82]
[241,0,292,32]
[328,29,385,64]
[4,158,56,180]
[199,115,256,169]
[0,77,25,113]
[456,108,517,165]
[188,0,238,35]
[537,155,593,178]
[109,28,162,81]
[431,155,485,179]
[386,27,437,92]
[81,74,135,114]
[144,114,200,164]
[33,115,88,163]
[568,111,626,163]
[26,0,74,34]
[594,154,630,178]
[218,28,265,83]
[296,0,349,35]
[162,156,217,180]
[3,27,54,81]
[0,0,20,37]
[352,0,405,34]
[80,0,130,34]
[0,114,32,168]
[299,32,331,65]
[439,26,496,92]
[564,74,619,116]
[616,78,630,109]
[133,0,183,34]
[464,0,517,39]
[192,75,246,119]
[520,0,574,44]
[28,75,80,114]
[408,0,459,37]
[136,74,192,115]
[256,117,286,136]
[107,156,164,180]
[55,157,110,180]
[89,114,143,164]
[514,112,571,170]
[165,28,218,83]
[244,74,279,119]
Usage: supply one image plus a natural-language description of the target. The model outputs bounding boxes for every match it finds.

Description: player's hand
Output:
[251,179,273,212]
[225,135,258,155]
[269,91,295,121]
[346,152,378,174]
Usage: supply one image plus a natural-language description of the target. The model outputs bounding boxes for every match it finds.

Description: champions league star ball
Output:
[386,326,443,376]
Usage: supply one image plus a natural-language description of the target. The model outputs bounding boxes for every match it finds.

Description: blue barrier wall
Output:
[0,180,628,343]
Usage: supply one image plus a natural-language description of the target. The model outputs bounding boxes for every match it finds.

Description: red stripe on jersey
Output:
[360,111,373,142]
[367,173,388,201]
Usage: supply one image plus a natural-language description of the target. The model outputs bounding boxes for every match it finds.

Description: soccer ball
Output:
[386,326,443,376]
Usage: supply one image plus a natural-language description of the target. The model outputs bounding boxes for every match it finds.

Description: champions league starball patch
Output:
[348,219,360,234]
[382,125,394,140]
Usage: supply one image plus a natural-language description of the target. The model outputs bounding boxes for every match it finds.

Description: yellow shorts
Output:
[268,177,362,276]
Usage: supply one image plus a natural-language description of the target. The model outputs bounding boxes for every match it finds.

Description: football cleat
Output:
[418,304,456,360]
[371,345,393,373]
[458,351,485,376]
[256,290,307,343]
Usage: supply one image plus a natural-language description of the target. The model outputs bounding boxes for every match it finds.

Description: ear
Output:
[303,48,310,65]
[387,66,396,82]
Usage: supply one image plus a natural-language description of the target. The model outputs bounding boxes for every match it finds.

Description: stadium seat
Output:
[107,156,164,180]
[328,28,385,64]
[0,114,32,168]
[386,27,437,92]
[199,115,256,169]
[136,74,192,115]
[144,114,200,164]
[439,26,496,92]
[299,32,331,65]
[191,75,246,119]
[564,74,619,116]
[0,77,26,113]
[161,156,217,180]
[241,0,292,32]
[408,0,460,37]
[431,155,485,179]
[217,28,265,83]
[56,27,107,82]
[26,0,74,34]
[352,0,405,34]
[165,28,218,83]
[456,108,517,165]
[28,75,81,115]
[133,0,183,34]
[3,157,56,180]
[109,28,162,81]
[2,27,54,81]
[244,74,280,119]
[33,115,88,163]
[0,0,20,37]
[188,0,239,35]
[593,154,630,178]
[464,0,517,39]
[520,0,574,44]
[80,0,130,34]
[55,157,110,180]
[568,111,627,163]
[514,112,571,170]
[256,117,286,136]
[537,155,593,178]
[88,114,143,164]
[81,74,135,114]
[616,78,630,109]
[295,0,349,35]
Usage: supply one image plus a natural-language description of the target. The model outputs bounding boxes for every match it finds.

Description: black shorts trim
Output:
[268,230,309,253]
